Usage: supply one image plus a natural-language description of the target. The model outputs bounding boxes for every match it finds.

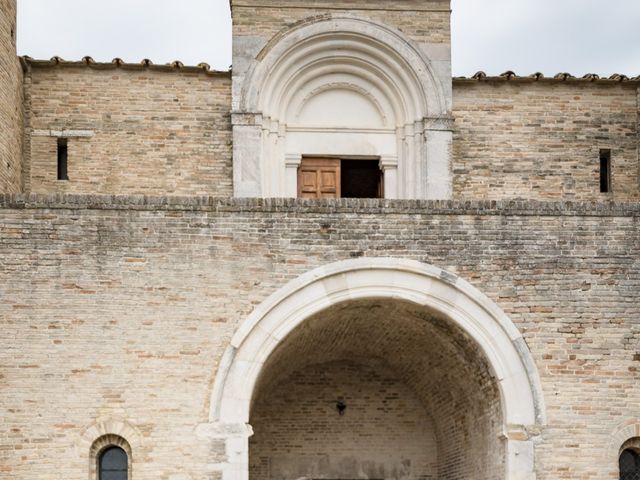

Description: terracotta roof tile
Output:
[454,70,640,84]
[20,56,230,76]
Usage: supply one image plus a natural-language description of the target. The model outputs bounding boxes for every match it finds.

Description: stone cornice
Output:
[1,194,638,217]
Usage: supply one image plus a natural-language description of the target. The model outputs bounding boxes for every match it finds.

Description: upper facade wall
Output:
[23,64,640,200]
[25,65,232,196]
[452,80,640,201]
[230,0,452,45]
[0,0,23,193]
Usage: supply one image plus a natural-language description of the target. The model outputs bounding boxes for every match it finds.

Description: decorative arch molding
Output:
[201,258,546,480]
[78,419,141,480]
[607,419,640,459]
[78,418,142,457]
[232,14,454,200]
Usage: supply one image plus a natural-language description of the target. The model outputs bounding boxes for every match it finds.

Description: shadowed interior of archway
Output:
[249,298,505,480]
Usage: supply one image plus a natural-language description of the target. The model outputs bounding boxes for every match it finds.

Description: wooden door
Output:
[297,158,341,199]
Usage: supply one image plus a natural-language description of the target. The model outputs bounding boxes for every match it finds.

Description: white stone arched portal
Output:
[232,15,454,200]
[199,258,546,480]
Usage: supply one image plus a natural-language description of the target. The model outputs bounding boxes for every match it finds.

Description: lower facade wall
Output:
[0,196,639,480]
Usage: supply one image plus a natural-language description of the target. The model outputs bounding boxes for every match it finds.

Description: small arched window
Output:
[620,449,640,480]
[99,446,128,480]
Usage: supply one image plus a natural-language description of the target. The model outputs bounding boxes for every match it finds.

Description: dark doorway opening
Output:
[341,160,383,198]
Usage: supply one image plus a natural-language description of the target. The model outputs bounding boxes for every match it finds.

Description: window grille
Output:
[620,449,640,480]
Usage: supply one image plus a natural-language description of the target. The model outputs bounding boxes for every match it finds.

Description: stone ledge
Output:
[0,194,638,217]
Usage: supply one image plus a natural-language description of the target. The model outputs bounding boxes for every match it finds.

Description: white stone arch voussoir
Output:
[241,14,447,119]
[205,258,546,480]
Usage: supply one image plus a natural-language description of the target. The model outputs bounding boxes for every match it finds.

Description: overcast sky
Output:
[17,0,640,76]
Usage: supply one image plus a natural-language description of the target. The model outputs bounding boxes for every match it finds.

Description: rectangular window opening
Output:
[57,138,68,181]
[297,157,383,199]
[599,149,611,193]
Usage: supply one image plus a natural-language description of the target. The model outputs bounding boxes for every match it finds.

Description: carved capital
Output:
[231,111,263,127]
[285,153,302,168]
[379,155,398,171]
[424,116,455,132]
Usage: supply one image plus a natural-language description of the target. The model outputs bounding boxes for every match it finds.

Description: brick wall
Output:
[231,0,452,46]
[0,195,638,479]
[0,0,23,193]
[452,80,640,201]
[251,360,439,480]
[25,66,232,196]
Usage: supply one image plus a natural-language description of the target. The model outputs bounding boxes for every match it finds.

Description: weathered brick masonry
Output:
[0,195,638,479]
[230,0,452,45]
[0,0,23,193]
[22,65,640,201]
[23,63,232,196]
[453,79,640,201]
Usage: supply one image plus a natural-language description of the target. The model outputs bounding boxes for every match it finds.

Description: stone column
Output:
[232,112,264,198]
[424,117,455,200]
[380,155,399,199]
[284,153,302,198]
[196,422,254,480]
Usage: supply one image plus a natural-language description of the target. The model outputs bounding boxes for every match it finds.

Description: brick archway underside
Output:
[206,258,545,480]
[250,298,504,480]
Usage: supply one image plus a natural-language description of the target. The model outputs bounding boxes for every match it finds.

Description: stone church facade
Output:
[1,1,639,479]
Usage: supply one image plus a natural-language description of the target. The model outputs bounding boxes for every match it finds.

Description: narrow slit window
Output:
[57,138,68,181]
[600,149,611,193]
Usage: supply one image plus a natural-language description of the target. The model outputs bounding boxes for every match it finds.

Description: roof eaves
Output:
[454,71,640,84]
[21,56,231,76]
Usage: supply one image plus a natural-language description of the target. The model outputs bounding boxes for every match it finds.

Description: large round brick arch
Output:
[204,258,546,480]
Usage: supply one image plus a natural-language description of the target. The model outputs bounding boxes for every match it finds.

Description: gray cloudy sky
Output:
[17,0,640,76]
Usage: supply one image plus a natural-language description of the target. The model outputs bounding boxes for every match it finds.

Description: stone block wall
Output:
[24,65,232,196]
[0,195,638,479]
[0,0,23,193]
[452,80,640,201]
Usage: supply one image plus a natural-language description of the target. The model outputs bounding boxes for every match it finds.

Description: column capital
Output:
[285,153,302,167]
[196,422,254,440]
[231,111,263,126]
[424,116,455,132]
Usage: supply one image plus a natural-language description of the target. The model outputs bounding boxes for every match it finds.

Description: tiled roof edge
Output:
[20,56,231,76]
[21,60,639,83]
[454,70,640,84]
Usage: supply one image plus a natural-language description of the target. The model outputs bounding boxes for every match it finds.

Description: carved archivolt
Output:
[233,14,454,199]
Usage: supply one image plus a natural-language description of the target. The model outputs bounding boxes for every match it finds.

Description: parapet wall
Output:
[0,0,23,193]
